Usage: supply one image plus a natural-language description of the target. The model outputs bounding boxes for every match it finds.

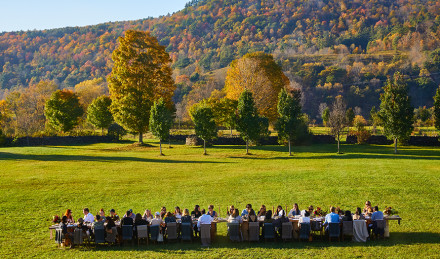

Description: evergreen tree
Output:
[149,98,173,155]
[434,85,440,130]
[275,88,304,156]
[190,104,217,155]
[87,95,113,134]
[236,90,268,154]
[44,90,84,133]
[108,30,175,144]
[379,72,414,154]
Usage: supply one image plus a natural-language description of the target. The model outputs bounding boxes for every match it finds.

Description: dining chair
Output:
[227,223,241,242]
[136,225,149,245]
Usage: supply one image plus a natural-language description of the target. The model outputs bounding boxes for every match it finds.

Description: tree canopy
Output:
[108,30,175,143]
[190,103,217,155]
[44,89,84,132]
[149,98,173,155]
[87,95,113,133]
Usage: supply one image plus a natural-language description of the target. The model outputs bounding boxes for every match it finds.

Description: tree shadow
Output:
[85,232,440,252]
[0,152,228,164]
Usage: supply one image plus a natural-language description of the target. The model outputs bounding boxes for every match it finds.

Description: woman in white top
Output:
[299,210,311,224]
[228,209,243,224]
[174,206,182,219]
[143,209,153,222]
[288,203,301,217]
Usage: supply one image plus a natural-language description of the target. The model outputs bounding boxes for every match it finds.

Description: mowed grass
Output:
[0,140,439,258]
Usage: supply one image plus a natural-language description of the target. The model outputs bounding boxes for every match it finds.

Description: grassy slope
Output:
[0,141,439,258]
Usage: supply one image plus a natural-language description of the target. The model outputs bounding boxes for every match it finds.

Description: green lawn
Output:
[0,141,439,258]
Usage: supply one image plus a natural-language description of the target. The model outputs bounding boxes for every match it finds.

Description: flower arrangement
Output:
[383,207,398,216]
[313,207,327,216]
[52,215,60,224]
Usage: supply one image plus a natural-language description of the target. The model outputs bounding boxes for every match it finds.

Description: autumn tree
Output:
[225,52,290,122]
[87,95,113,134]
[328,96,347,154]
[379,72,414,154]
[108,30,175,144]
[236,90,269,155]
[74,78,108,108]
[346,107,355,135]
[275,88,304,156]
[434,85,440,130]
[190,104,217,155]
[44,90,84,133]
[322,107,330,126]
[149,98,173,155]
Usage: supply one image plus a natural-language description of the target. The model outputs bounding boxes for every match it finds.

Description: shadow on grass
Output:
[82,232,440,252]
[0,152,228,164]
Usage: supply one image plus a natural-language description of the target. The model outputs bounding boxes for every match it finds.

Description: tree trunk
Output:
[159,139,162,155]
[337,132,340,154]
[203,139,207,155]
[169,139,172,148]
[102,128,104,135]
[230,127,233,136]
[139,132,143,144]
[394,137,398,154]
[288,138,292,156]
[246,141,249,155]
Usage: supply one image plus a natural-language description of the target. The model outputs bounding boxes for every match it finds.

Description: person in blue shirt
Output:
[371,206,384,221]
[324,206,340,232]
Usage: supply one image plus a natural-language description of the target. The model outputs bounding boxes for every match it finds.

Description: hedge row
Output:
[3,136,115,147]
[346,135,439,146]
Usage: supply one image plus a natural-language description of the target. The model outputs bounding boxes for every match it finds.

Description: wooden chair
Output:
[248,222,260,242]
[299,223,311,241]
[166,223,178,242]
[328,223,340,242]
[136,225,148,245]
[227,223,241,242]
[342,221,353,241]
[282,222,293,241]
[200,224,211,246]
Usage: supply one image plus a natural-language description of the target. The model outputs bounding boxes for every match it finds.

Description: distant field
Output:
[0,140,439,257]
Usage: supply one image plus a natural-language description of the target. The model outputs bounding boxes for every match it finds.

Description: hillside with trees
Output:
[1,0,440,121]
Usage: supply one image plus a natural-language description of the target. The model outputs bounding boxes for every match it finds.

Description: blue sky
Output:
[0,0,188,32]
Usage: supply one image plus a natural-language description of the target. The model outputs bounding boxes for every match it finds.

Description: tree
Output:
[225,52,290,122]
[322,107,330,126]
[149,98,173,155]
[190,104,217,155]
[370,106,379,134]
[44,90,84,133]
[108,30,175,144]
[379,72,414,154]
[275,88,304,156]
[328,96,347,154]
[236,90,268,155]
[74,78,108,108]
[434,85,440,130]
[87,95,113,134]
[346,107,355,135]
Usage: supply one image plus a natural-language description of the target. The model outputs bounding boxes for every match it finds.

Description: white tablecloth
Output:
[353,220,369,242]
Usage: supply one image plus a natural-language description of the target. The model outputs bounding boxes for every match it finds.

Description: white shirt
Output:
[197,214,213,228]
[84,212,94,223]
[150,218,162,226]
[228,215,243,224]
[175,213,182,219]
[299,217,310,224]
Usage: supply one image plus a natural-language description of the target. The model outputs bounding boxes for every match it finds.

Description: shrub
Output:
[108,123,127,141]
[355,129,371,144]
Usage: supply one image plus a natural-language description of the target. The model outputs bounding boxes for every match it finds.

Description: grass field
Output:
[0,140,439,258]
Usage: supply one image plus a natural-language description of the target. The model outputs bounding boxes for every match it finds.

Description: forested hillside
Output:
[1,0,440,119]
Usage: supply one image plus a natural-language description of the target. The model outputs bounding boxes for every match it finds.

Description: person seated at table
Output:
[105,216,116,232]
[275,205,285,217]
[353,207,365,220]
[197,210,213,229]
[181,209,192,224]
[272,209,289,236]
[299,210,311,224]
[288,203,300,217]
[122,210,134,225]
[207,205,218,218]
[248,209,258,222]
[64,209,74,224]
[336,207,344,216]
[191,205,202,219]
[342,210,353,221]
[246,204,253,214]
[324,206,340,231]
[371,206,384,221]
[174,206,182,219]
[143,209,153,222]
[228,208,243,224]
[150,212,162,226]
[160,207,167,219]
[241,208,249,217]
[83,208,94,223]
[92,215,105,229]
[164,212,177,224]
[258,205,267,217]
[109,209,119,221]
[308,205,314,216]
[134,213,148,226]
[264,210,273,223]
[313,207,324,217]
[60,216,73,247]
[227,205,235,216]
[363,201,372,215]
[99,209,106,219]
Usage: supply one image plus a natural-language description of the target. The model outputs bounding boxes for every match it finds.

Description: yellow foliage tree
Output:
[224,52,289,122]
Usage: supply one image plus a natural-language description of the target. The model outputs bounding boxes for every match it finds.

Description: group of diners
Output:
[55,201,386,247]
